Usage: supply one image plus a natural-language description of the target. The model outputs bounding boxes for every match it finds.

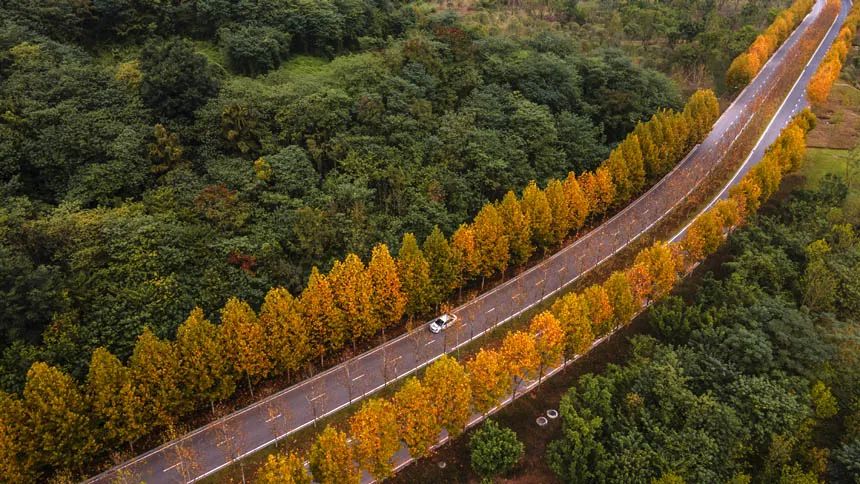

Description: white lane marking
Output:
[216,437,234,448]
[264,413,282,423]
[424,339,436,346]
[351,374,365,382]
[309,393,325,402]
[535,279,544,286]
[163,463,180,473]
[557,266,566,273]
[486,307,496,314]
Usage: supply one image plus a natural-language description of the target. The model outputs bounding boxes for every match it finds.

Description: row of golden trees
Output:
[0,90,718,481]
[255,110,819,484]
[808,1,860,103]
[0,99,812,482]
[726,0,816,90]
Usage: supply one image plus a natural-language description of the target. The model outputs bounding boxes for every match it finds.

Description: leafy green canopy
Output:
[548,178,860,483]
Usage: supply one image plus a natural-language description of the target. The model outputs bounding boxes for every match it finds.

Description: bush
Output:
[140,38,220,120]
[220,25,291,76]
[469,420,524,478]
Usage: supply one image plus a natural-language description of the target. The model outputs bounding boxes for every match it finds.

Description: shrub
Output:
[220,25,292,76]
[469,420,524,478]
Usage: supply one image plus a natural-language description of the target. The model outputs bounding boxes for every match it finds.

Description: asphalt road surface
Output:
[86,1,848,482]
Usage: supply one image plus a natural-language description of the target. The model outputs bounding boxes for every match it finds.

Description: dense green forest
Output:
[547,178,860,482]
[0,0,792,394]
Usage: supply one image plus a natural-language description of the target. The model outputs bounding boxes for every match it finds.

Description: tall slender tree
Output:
[367,243,407,329]
[393,377,440,458]
[220,297,272,396]
[259,288,311,381]
[423,228,458,308]
[498,191,534,267]
[521,181,553,250]
[466,349,509,415]
[563,172,589,232]
[175,308,235,413]
[546,178,573,246]
[473,203,509,284]
[397,233,432,317]
[329,253,374,350]
[301,267,344,365]
[129,328,182,431]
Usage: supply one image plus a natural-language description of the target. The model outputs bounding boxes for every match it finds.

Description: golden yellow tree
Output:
[466,349,509,415]
[529,311,565,382]
[581,284,614,337]
[259,288,311,381]
[349,398,400,480]
[473,202,509,284]
[604,147,632,203]
[301,266,344,364]
[498,191,534,266]
[593,167,616,215]
[393,377,440,458]
[175,307,236,412]
[220,297,272,396]
[620,134,646,195]
[257,452,311,484]
[0,391,29,482]
[129,327,182,431]
[501,331,539,398]
[683,210,724,262]
[521,180,553,249]
[87,347,148,449]
[423,355,472,437]
[23,362,98,472]
[551,292,594,358]
[634,242,679,299]
[546,178,573,246]
[329,253,374,350]
[729,177,763,219]
[604,271,636,329]
[309,425,359,484]
[367,243,407,329]
[563,172,589,232]
[397,233,432,317]
[451,223,480,289]
[626,262,655,306]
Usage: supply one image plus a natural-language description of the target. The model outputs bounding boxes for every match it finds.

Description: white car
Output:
[428,313,458,334]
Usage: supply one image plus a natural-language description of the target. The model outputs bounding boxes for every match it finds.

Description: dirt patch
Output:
[807,82,860,149]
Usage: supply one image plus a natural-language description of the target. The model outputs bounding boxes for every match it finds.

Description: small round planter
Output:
[536,416,548,427]
[547,409,559,419]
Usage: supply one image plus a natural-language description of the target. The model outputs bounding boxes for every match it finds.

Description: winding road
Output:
[85,1,849,482]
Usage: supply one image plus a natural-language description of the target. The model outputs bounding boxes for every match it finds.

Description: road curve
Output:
[85,1,847,482]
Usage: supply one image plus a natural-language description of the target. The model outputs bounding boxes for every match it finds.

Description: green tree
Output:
[140,38,219,120]
[469,420,524,478]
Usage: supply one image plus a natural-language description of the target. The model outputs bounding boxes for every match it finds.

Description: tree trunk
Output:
[246,373,254,399]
